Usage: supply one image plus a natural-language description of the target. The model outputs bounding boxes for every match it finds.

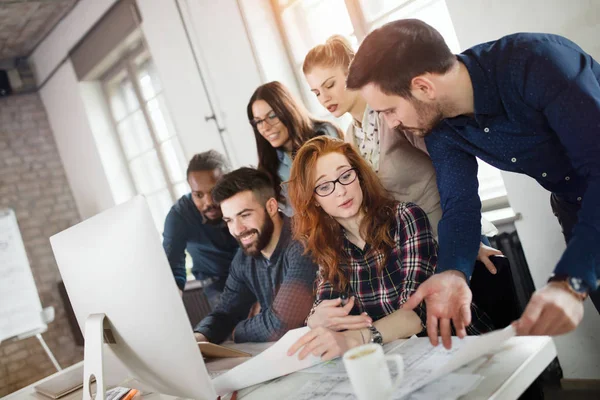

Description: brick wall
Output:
[0,93,83,396]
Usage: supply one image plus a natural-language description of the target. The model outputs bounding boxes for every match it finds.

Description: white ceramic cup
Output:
[342,343,404,400]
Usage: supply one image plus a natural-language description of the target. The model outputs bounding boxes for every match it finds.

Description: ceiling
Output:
[0,0,79,61]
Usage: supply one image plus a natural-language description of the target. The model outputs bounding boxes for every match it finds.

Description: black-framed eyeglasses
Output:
[314,168,358,197]
[250,112,280,129]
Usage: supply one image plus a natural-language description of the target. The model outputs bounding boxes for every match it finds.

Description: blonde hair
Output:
[302,35,355,75]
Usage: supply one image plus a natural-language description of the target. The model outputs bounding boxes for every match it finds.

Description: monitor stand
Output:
[83,313,107,400]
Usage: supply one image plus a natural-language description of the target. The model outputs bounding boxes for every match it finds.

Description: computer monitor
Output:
[50,196,217,399]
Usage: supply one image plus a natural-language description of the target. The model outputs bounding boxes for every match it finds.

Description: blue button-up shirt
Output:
[425,33,600,290]
[162,194,239,290]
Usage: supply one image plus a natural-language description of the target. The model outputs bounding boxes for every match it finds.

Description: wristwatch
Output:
[368,325,383,345]
[547,274,589,301]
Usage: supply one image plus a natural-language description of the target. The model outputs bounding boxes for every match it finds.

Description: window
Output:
[102,48,187,230]
[272,0,509,214]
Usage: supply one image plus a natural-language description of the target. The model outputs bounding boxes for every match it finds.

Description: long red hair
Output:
[288,136,397,290]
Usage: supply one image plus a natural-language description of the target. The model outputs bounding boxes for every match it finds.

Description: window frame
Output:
[100,45,186,223]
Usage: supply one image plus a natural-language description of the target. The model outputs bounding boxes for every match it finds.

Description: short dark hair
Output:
[186,150,228,179]
[346,19,455,97]
[211,167,276,206]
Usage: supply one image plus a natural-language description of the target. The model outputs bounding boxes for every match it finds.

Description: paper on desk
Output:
[436,324,516,376]
[301,336,413,375]
[297,326,514,399]
[389,325,516,398]
[288,373,482,400]
[405,373,483,400]
[212,327,324,395]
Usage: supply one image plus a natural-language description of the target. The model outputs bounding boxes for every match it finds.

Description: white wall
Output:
[39,61,115,219]
[136,0,229,164]
[446,0,600,379]
[238,0,303,101]
[178,0,262,167]
[79,82,135,204]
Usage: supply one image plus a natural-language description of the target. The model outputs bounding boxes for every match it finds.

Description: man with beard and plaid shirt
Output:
[193,168,318,343]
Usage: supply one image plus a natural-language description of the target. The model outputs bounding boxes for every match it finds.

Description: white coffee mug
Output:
[342,343,404,400]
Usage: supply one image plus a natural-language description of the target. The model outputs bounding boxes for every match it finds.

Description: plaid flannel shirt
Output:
[195,216,318,343]
[311,202,493,335]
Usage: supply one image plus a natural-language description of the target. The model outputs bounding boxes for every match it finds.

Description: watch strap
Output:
[368,325,383,345]
[548,274,589,300]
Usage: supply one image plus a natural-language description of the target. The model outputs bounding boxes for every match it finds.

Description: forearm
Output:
[171,263,187,290]
[374,309,423,342]
[343,309,422,349]
[194,312,238,344]
[233,312,284,343]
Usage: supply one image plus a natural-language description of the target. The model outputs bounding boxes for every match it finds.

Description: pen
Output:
[340,292,349,306]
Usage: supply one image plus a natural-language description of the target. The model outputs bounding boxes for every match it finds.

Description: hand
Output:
[217,390,237,400]
[194,332,208,342]
[248,302,261,318]
[513,282,584,336]
[308,297,372,331]
[477,243,503,274]
[287,326,360,361]
[402,270,472,349]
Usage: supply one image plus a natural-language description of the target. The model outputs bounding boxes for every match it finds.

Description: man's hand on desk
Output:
[402,270,472,350]
[513,282,584,336]
[194,332,208,342]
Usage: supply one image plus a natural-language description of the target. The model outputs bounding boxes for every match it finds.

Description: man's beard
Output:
[235,214,275,257]
[395,97,444,138]
[202,205,222,224]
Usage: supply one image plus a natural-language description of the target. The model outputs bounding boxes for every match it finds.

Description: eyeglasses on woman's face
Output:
[314,168,358,197]
[250,111,280,130]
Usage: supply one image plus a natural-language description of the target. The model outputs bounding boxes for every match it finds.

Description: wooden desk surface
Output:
[4,336,556,400]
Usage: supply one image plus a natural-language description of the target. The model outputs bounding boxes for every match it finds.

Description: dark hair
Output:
[212,167,277,206]
[186,150,229,179]
[246,81,342,200]
[347,19,456,97]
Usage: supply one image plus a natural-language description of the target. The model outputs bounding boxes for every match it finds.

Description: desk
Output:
[5,336,556,400]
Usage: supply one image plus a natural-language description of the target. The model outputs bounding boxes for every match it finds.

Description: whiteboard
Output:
[0,208,46,343]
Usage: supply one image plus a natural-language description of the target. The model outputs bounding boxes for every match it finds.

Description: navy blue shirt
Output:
[425,33,600,290]
[162,194,239,290]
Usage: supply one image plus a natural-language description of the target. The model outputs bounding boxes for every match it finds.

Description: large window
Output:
[273,0,509,212]
[102,48,188,230]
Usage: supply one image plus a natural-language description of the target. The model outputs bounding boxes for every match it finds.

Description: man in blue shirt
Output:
[163,151,239,308]
[346,19,599,348]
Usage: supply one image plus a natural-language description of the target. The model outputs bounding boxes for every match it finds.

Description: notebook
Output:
[198,342,252,358]
[34,365,90,399]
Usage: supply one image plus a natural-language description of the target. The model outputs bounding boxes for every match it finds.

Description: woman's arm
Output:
[289,308,422,361]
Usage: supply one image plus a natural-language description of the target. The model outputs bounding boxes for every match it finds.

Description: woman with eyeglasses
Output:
[302,36,503,273]
[286,136,493,361]
[247,81,342,216]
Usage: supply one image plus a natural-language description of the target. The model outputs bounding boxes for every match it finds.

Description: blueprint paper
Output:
[212,327,324,395]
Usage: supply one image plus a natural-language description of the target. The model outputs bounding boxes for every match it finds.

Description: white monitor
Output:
[50,196,217,399]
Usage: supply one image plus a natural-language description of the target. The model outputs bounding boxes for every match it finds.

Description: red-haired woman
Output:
[286,136,493,361]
